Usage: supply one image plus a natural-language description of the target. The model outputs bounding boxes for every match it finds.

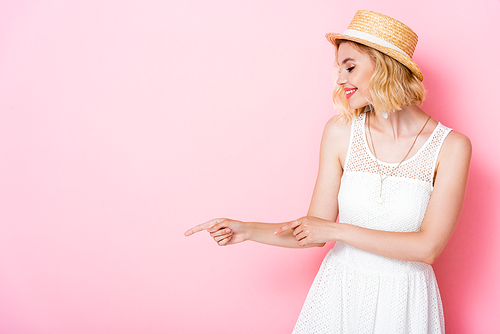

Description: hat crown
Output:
[347,10,418,58]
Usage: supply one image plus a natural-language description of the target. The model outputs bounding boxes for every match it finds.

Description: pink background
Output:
[1,1,499,333]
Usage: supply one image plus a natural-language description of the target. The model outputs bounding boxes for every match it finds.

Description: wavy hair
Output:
[332,40,425,121]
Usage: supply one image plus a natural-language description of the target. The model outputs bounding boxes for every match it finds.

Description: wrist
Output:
[242,221,252,242]
[333,222,346,243]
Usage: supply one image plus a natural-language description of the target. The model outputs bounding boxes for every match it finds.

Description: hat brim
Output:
[326,32,423,81]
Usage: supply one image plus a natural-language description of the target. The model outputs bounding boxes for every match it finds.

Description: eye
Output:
[347,66,355,73]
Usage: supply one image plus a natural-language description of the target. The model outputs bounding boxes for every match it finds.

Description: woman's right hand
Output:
[184,218,247,246]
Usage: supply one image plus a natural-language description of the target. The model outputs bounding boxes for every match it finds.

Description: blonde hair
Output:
[333,40,425,120]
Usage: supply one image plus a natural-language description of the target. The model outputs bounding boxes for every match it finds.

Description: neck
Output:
[369,105,426,140]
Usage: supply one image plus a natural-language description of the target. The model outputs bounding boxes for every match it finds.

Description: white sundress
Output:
[293,112,451,333]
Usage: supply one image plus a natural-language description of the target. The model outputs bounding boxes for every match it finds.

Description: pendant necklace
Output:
[367,112,431,204]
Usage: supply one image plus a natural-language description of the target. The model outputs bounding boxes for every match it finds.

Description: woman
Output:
[185,10,471,333]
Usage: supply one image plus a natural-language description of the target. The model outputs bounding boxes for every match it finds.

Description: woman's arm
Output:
[277,131,472,264]
[184,218,316,248]
[184,116,349,248]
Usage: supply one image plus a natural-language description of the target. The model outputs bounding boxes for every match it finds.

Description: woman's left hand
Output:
[274,216,337,247]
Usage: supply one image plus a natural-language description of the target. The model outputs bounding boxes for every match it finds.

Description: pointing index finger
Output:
[184,219,222,236]
[274,219,301,235]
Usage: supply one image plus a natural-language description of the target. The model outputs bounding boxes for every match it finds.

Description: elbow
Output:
[421,246,442,265]
[422,254,437,265]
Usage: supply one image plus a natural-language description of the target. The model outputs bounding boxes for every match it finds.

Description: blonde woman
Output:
[185,10,471,333]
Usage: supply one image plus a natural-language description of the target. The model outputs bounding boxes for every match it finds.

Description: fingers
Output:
[292,225,303,237]
[184,218,237,248]
[217,234,232,246]
[211,227,233,245]
[274,219,302,235]
[294,230,308,242]
[206,220,231,233]
[210,228,232,238]
[288,222,309,246]
[184,218,224,236]
[297,237,310,247]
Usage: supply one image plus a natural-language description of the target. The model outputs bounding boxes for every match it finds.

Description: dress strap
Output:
[343,113,369,174]
[429,124,453,184]
[342,114,360,171]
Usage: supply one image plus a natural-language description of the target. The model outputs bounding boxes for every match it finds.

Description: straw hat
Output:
[326,10,423,81]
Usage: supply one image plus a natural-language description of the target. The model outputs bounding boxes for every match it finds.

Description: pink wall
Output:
[0,0,499,333]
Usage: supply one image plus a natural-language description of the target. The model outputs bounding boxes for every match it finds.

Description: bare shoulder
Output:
[437,129,472,168]
[442,130,472,156]
[323,115,352,141]
[320,115,352,167]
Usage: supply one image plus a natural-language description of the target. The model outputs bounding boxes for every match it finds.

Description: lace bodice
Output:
[338,112,452,233]
[345,112,452,183]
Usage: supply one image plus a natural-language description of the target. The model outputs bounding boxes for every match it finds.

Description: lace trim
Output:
[344,113,452,184]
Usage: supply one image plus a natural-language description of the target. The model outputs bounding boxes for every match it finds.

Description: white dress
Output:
[292,113,451,333]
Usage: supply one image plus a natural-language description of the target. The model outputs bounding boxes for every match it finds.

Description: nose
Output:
[336,69,347,86]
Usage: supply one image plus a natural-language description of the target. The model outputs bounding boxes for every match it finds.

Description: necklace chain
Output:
[367,112,431,204]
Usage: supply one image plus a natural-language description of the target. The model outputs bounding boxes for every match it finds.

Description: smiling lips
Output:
[345,88,357,99]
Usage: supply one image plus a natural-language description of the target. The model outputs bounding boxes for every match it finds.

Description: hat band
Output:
[343,29,410,58]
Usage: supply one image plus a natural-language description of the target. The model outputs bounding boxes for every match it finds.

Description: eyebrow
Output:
[341,57,355,65]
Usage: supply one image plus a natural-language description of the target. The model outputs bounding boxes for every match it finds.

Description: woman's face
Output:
[336,42,375,109]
